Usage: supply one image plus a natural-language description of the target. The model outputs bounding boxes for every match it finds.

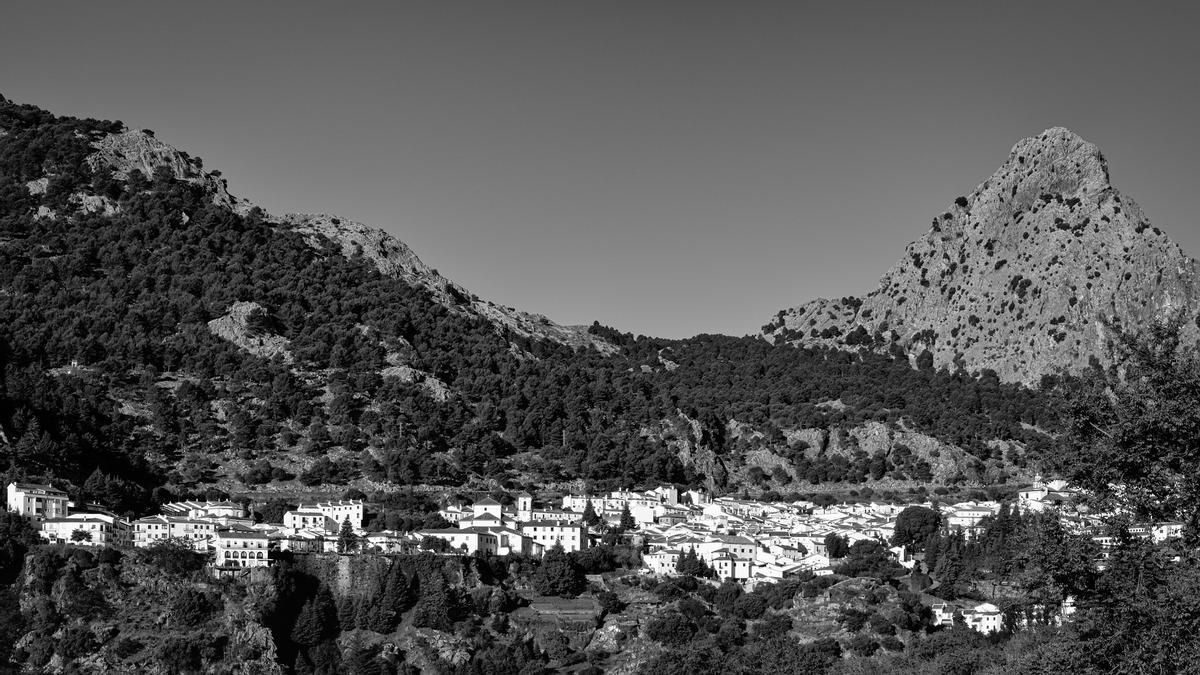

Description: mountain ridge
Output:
[763,126,1200,384]
[76,124,616,357]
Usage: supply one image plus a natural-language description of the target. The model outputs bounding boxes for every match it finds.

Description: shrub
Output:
[644,612,695,647]
[732,594,767,620]
[170,588,221,627]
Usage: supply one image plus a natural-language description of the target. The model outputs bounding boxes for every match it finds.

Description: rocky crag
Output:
[764,127,1200,384]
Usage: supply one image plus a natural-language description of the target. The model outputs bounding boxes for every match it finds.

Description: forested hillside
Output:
[0,95,1057,510]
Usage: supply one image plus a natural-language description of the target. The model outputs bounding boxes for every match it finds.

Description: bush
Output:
[170,587,221,627]
[644,612,695,647]
[732,594,767,620]
[140,539,207,576]
[597,591,624,616]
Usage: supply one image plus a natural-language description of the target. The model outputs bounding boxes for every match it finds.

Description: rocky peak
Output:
[765,127,1200,385]
[86,129,255,216]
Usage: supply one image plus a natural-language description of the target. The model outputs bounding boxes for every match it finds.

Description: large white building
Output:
[161,500,247,520]
[520,520,588,553]
[933,602,1004,633]
[418,528,498,556]
[215,530,271,568]
[41,513,131,547]
[294,499,364,529]
[283,510,330,532]
[6,482,69,522]
[132,515,216,550]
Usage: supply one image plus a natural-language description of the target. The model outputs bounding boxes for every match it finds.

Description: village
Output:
[5,478,1184,635]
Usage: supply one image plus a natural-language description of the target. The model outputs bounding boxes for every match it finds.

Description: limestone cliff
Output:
[764,127,1200,384]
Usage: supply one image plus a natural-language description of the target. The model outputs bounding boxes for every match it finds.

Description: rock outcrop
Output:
[86,129,255,216]
[764,127,1200,384]
[207,301,294,363]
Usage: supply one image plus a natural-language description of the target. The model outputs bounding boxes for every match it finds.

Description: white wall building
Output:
[41,513,131,547]
[7,482,69,522]
[520,520,588,553]
[418,528,498,556]
[284,510,330,532]
[133,515,215,550]
[295,499,364,529]
[215,530,271,568]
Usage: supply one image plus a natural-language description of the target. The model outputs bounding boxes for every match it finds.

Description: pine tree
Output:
[370,560,410,632]
[337,516,357,554]
[619,504,636,532]
[582,500,600,529]
[81,467,107,504]
[291,598,323,646]
[411,573,451,630]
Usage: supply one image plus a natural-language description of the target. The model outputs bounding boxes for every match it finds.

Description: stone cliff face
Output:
[764,127,1200,384]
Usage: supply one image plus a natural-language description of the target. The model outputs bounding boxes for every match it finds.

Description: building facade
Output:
[6,482,69,522]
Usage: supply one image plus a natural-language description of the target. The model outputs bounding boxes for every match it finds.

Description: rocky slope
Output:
[763,127,1200,384]
[83,130,615,357]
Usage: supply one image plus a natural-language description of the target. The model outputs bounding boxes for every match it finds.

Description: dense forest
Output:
[0,95,1063,512]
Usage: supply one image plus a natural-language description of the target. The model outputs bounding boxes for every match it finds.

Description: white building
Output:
[645,549,682,575]
[932,602,1004,633]
[284,510,330,532]
[41,513,131,547]
[710,552,752,580]
[133,515,216,550]
[215,530,271,568]
[418,528,498,555]
[295,499,364,529]
[7,482,69,522]
[520,520,588,553]
[161,500,247,520]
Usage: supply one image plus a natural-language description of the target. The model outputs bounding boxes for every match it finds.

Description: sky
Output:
[3,2,1199,339]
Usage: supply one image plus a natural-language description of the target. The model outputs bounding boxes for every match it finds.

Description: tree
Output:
[834,540,905,581]
[644,611,695,647]
[1055,318,1200,541]
[675,548,713,578]
[532,543,586,597]
[337,516,357,554]
[824,533,850,559]
[291,587,339,646]
[619,504,636,532]
[411,573,452,630]
[70,528,93,543]
[367,560,411,633]
[582,499,600,529]
[893,505,941,551]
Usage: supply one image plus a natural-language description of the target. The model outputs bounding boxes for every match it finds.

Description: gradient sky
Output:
[3,2,1199,339]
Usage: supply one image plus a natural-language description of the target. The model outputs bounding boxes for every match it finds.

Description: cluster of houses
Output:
[7,477,1188,634]
[5,481,367,571]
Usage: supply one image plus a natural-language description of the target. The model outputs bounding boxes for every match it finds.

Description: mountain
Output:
[0,95,1053,508]
[762,127,1200,384]
[87,127,617,356]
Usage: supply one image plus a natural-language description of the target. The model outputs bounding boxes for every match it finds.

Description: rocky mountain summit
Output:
[763,127,1200,384]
